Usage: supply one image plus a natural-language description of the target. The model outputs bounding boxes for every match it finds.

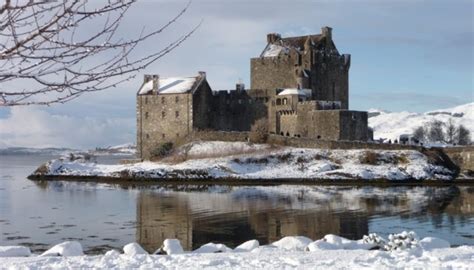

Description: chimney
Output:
[152,75,159,91]
[198,71,206,79]
[321,26,332,46]
[267,33,281,44]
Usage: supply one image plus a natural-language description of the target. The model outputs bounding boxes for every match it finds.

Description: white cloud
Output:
[0,107,135,149]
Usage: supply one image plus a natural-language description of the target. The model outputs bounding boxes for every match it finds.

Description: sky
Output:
[0,0,473,149]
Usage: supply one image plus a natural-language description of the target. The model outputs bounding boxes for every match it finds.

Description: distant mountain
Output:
[0,147,75,156]
[368,103,473,142]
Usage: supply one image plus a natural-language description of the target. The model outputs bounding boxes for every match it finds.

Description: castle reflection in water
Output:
[134,185,473,252]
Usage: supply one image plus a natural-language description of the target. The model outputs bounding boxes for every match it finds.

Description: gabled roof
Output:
[138,74,205,95]
[260,32,338,58]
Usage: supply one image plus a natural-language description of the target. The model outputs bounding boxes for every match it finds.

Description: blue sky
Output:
[0,0,472,148]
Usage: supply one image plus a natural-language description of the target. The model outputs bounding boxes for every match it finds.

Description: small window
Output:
[145,112,149,119]
[276,99,282,105]
[352,114,356,120]
[175,96,179,103]
[146,134,150,139]
[175,111,179,118]
[162,134,165,139]
[162,111,166,118]
[176,133,179,138]
[161,96,165,104]
[282,98,288,105]
[145,97,148,104]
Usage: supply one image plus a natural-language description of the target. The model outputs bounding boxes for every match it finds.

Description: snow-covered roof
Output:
[261,44,289,57]
[278,88,312,97]
[138,76,198,95]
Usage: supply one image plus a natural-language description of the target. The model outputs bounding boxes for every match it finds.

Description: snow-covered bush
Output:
[362,233,387,250]
[384,231,419,251]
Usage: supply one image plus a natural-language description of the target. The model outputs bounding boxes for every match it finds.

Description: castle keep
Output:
[137,27,369,159]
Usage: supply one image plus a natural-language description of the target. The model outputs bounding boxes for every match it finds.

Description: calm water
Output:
[0,154,473,254]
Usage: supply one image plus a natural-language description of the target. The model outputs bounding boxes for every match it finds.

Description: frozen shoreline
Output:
[1,233,473,269]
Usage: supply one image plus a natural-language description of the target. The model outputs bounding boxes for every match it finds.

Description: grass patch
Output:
[359,151,379,165]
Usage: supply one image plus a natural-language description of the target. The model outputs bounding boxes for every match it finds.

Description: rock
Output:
[306,240,339,251]
[419,237,450,250]
[40,241,83,257]
[234,240,259,252]
[0,246,31,257]
[161,239,184,255]
[104,250,121,257]
[123,243,148,256]
[271,236,312,251]
[193,243,232,253]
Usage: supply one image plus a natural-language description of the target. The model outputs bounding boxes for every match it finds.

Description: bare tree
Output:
[0,0,199,106]
[412,126,426,142]
[445,119,457,144]
[456,125,471,145]
[427,120,445,143]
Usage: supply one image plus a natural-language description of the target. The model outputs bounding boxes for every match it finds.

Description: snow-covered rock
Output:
[234,240,259,252]
[160,239,184,255]
[193,243,232,253]
[306,240,339,251]
[104,250,121,257]
[271,236,312,251]
[0,246,31,257]
[123,243,147,256]
[419,237,450,250]
[40,241,83,257]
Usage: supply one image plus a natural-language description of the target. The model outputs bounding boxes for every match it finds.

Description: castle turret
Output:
[321,26,332,47]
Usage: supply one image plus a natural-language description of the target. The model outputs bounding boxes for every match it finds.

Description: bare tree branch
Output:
[0,0,198,106]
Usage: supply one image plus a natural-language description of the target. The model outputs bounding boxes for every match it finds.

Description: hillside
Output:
[368,103,473,142]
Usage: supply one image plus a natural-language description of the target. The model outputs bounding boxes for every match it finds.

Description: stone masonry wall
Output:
[250,55,298,90]
[137,93,193,160]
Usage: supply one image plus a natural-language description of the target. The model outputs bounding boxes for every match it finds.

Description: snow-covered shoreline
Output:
[31,141,457,181]
[1,233,473,269]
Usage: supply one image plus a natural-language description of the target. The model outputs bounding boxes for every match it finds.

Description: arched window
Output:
[286,132,290,137]
[282,98,288,105]
[276,99,282,105]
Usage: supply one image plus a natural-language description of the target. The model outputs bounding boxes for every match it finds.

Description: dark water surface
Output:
[1,154,473,254]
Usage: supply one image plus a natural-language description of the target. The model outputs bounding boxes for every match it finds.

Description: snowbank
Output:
[1,234,472,269]
[31,141,456,181]
[369,103,473,142]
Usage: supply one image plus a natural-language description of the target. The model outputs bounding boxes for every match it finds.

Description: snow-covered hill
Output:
[369,103,473,142]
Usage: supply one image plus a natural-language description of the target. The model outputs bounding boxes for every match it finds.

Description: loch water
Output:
[1,153,473,254]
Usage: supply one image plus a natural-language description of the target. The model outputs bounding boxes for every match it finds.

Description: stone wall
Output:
[209,90,268,131]
[279,112,298,136]
[442,146,474,174]
[250,55,298,90]
[339,111,369,141]
[310,53,350,109]
[137,93,193,160]
[267,134,422,151]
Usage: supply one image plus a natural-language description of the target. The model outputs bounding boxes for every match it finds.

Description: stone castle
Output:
[137,27,369,159]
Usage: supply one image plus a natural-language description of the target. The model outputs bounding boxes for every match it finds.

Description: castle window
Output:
[176,133,179,137]
[162,111,166,118]
[161,96,165,104]
[276,99,282,105]
[282,98,288,105]
[175,96,179,103]
[352,114,356,120]
[145,112,149,119]
[145,97,148,104]
[175,111,179,118]
[146,134,150,139]
[286,132,290,137]
[162,133,165,139]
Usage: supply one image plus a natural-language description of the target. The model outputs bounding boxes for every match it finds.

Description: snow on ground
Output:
[1,234,473,269]
[369,102,473,142]
[33,141,454,180]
